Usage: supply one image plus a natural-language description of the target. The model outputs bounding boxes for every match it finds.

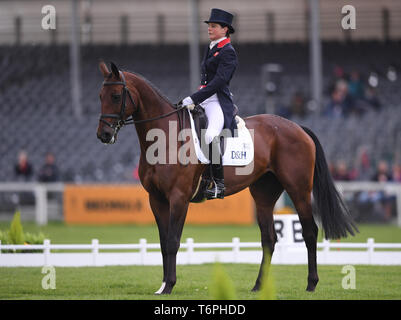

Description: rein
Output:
[100,72,186,132]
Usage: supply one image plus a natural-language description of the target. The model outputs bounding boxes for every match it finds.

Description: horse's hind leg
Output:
[273,130,319,291]
[285,186,319,291]
[249,172,283,292]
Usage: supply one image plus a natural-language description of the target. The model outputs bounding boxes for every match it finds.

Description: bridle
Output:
[99,71,186,135]
[99,71,136,133]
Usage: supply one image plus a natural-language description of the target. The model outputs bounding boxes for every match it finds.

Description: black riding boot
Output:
[205,137,225,199]
[205,163,225,199]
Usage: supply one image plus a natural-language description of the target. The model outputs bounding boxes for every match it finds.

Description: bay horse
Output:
[96,61,358,294]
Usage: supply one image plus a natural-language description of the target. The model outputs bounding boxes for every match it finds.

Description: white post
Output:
[232,237,240,263]
[322,239,330,264]
[188,0,200,92]
[139,238,147,265]
[186,238,194,264]
[367,238,374,264]
[35,184,48,226]
[396,187,401,228]
[43,239,50,266]
[92,239,99,266]
[309,0,323,113]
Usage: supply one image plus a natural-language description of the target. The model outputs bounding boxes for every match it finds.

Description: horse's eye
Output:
[111,94,121,103]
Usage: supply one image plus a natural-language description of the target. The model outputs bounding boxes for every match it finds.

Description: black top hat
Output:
[204,8,235,34]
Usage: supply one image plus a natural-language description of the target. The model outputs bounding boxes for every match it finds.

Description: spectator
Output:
[371,160,392,182]
[326,65,346,96]
[38,152,59,182]
[364,86,381,111]
[14,150,33,181]
[348,70,365,101]
[332,160,352,181]
[367,161,396,221]
[354,147,374,181]
[289,91,307,118]
[392,164,401,183]
[347,70,371,116]
[324,79,352,117]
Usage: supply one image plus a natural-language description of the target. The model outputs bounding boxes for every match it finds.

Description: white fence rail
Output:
[1,237,401,267]
[0,182,64,225]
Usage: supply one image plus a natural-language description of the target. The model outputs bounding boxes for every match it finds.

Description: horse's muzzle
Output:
[97,130,115,144]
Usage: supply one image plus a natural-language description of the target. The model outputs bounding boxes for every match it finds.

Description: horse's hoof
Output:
[306,278,318,292]
[306,285,316,292]
[154,282,167,295]
[251,284,260,292]
[154,282,173,295]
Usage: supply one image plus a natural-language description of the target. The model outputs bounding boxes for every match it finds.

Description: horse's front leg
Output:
[149,193,170,294]
[159,193,189,294]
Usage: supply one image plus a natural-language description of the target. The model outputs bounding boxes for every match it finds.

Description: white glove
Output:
[182,96,195,110]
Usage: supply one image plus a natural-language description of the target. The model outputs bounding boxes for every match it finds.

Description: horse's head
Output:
[97,61,137,144]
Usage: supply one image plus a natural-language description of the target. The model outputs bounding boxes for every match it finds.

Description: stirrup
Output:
[205,179,225,199]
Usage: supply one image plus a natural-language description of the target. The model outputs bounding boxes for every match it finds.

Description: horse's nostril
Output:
[100,131,112,142]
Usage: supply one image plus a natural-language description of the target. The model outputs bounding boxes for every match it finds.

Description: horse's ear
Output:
[110,62,120,79]
[99,60,110,78]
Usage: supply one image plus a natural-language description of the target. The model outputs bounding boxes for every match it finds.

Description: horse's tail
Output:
[301,126,359,239]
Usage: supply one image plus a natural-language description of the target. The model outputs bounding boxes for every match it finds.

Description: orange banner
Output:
[64,184,154,224]
[64,184,254,225]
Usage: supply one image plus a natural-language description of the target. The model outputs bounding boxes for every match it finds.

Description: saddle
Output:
[190,105,208,144]
[191,104,239,147]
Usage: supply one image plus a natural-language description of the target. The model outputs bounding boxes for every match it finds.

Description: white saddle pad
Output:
[188,109,254,166]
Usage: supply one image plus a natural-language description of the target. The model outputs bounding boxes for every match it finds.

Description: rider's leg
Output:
[204,136,225,199]
[201,95,224,145]
[200,95,225,199]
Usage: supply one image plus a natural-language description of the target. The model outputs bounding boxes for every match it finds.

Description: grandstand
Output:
[1,41,400,183]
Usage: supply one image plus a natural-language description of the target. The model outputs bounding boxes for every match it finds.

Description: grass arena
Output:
[1,223,400,300]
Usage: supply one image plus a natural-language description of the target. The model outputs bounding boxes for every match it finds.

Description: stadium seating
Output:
[0,41,400,182]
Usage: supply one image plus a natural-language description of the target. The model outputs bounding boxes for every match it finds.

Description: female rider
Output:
[182,8,238,199]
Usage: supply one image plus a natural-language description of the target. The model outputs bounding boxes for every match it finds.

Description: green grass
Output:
[0,222,400,300]
[0,264,399,300]
[0,222,401,300]
[1,222,400,244]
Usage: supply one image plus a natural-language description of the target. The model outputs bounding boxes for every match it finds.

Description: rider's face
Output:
[208,23,228,41]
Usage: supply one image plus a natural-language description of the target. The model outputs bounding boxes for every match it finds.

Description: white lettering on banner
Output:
[273,214,304,244]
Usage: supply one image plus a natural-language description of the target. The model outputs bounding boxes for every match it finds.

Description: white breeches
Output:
[200,94,224,145]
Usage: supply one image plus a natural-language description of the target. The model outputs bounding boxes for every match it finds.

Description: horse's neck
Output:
[127,73,178,151]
